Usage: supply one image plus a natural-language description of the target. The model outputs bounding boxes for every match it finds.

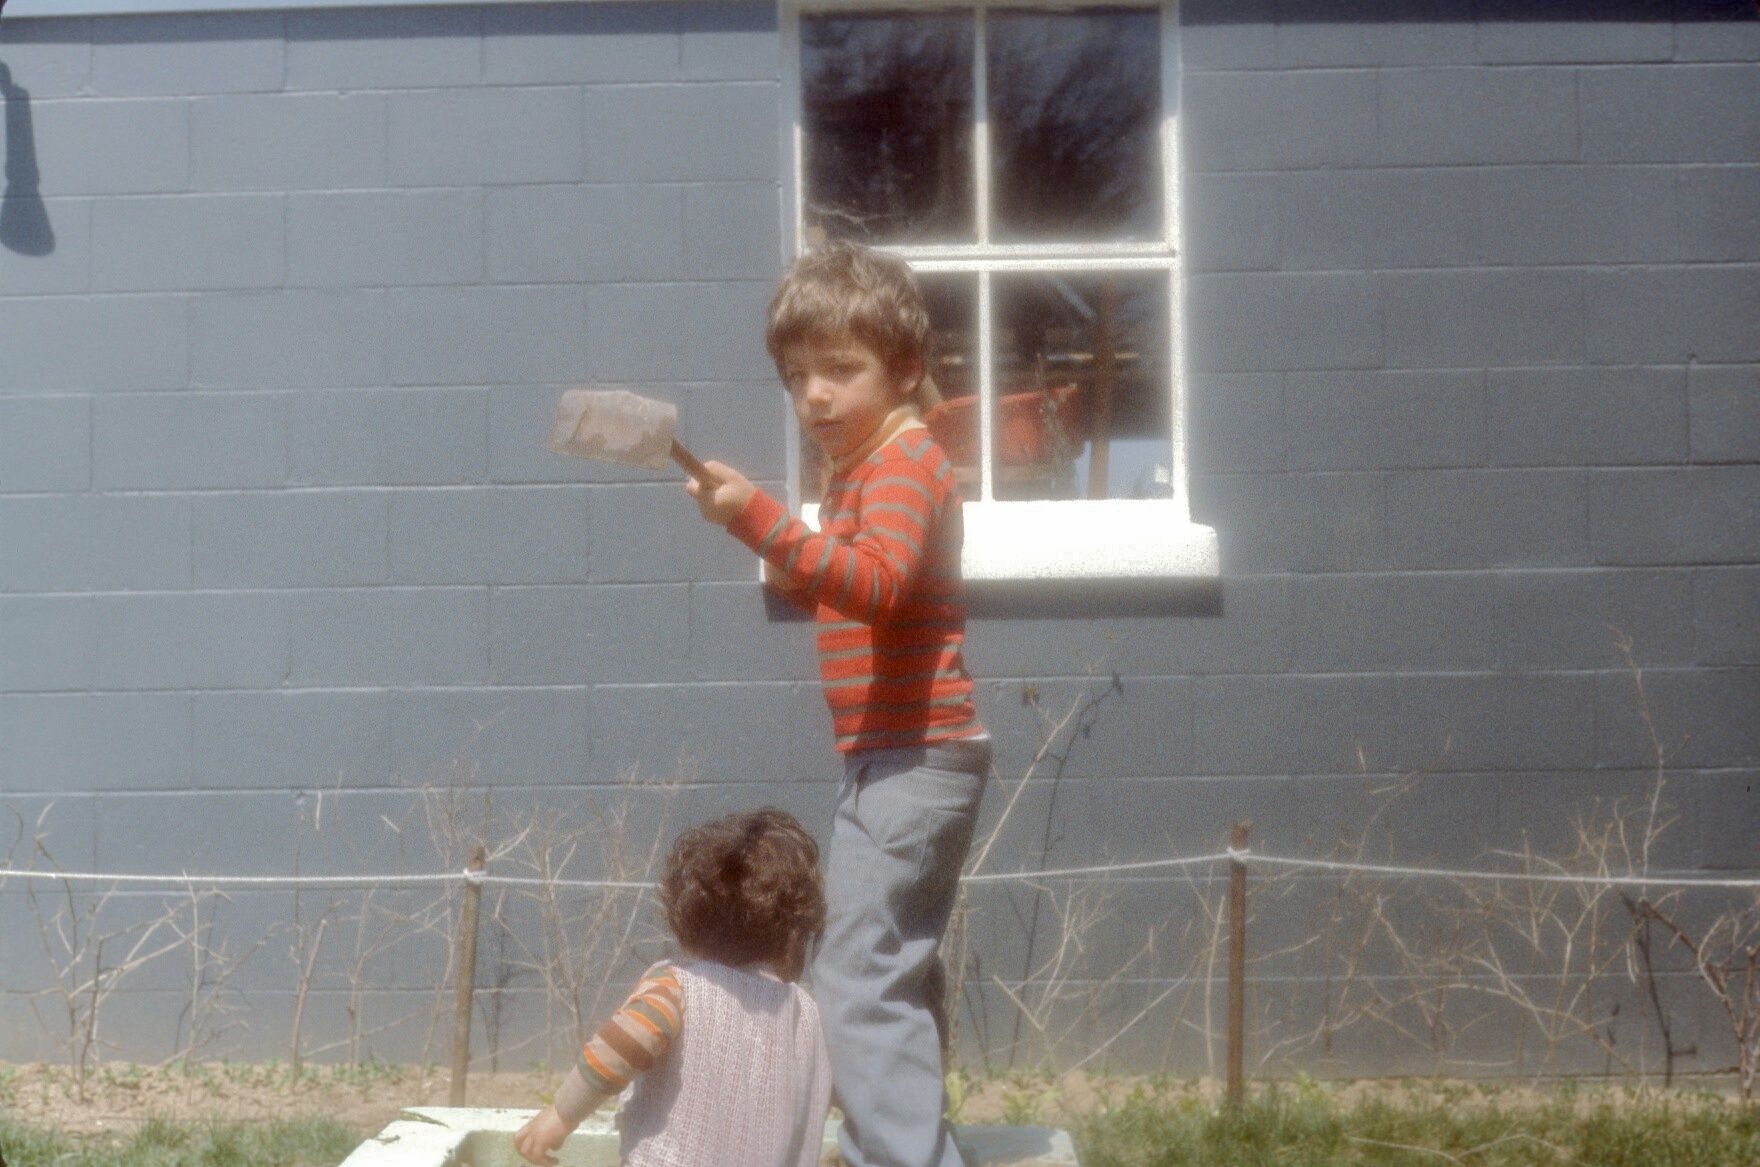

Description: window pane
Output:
[980,273,1172,500]
[801,12,975,245]
[989,8,1162,244]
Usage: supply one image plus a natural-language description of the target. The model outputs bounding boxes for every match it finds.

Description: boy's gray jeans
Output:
[814,739,990,1167]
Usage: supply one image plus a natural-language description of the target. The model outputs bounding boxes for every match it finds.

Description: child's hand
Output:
[513,1106,571,1167]
[685,461,756,528]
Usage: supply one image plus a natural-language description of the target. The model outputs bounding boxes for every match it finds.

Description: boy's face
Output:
[780,333,921,463]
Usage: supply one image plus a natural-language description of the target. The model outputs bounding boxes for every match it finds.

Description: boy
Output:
[687,240,989,1167]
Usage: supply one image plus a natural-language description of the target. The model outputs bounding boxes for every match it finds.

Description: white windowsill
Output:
[801,499,1219,582]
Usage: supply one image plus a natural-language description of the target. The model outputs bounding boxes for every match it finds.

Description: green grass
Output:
[0,1115,363,1167]
[1073,1080,1760,1167]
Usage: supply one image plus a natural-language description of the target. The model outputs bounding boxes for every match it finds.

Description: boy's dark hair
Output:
[766,239,931,380]
[661,807,826,969]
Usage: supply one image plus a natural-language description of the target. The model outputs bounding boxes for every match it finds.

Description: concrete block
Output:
[31,97,189,197]
[90,12,284,97]
[289,587,488,687]
[388,86,584,188]
[1473,9,1673,64]
[0,692,191,793]
[1378,67,1577,166]
[0,793,96,869]
[288,189,484,289]
[93,591,289,691]
[1582,64,1760,164]
[1478,165,1679,266]
[0,293,189,392]
[589,680,817,787]
[1674,14,1760,62]
[1180,0,1277,72]
[389,486,591,585]
[1382,269,1584,369]
[1586,266,1760,365]
[95,191,285,292]
[0,595,93,692]
[93,790,301,875]
[1273,5,1476,68]
[385,686,592,789]
[687,579,816,682]
[586,280,775,382]
[674,381,788,481]
[1496,568,1695,670]
[1679,165,1760,264]
[1596,667,1759,770]
[193,690,395,791]
[482,1,680,84]
[1289,572,1500,672]
[1490,366,1689,468]
[585,482,749,584]
[1588,465,1760,567]
[0,494,192,592]
[1188,272,1382,373]
[1398,671,1598,775]
[987,676,1197,784]
[487,584,689,685]
[0,395,90,492]
[1285,370,1486,471]
[1275,170,1373,273]
[583,82,779,183]
[1190,673,1398,777]
[1689,769,1760,871]
[681,0,779,81]
[1493,769,1696,871]
[94,392,289,490]
[0,197,93,294]
[1299,768,1506,864]
[285,6,483,91]
[280,788,450,881]
[190,289,388,390]
[1362,168,1481,269]
[289,387,489,487]
[1183,173,1278,274]
[1385,468,1590,570]
[1182,69,1377,173]
[682,181,782,281]
[1186,373,1284,475]
[1695,567,1759,667]
[1189,469,1388,575]
[484,184,684,285]
[191,92,388,192]
[0,21,93,97]
[193,490,388,587]
[384,286,590,388]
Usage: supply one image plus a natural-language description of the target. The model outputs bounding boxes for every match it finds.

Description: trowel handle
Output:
[670,439,716,486]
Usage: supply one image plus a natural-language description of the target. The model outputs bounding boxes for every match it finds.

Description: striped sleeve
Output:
[574,963,683,1096]
[727,455,942,624]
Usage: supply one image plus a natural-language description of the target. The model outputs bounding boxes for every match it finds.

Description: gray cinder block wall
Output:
[0,1,1755,1078]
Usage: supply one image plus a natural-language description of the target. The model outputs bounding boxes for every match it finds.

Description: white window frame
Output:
[783,0,1218,580]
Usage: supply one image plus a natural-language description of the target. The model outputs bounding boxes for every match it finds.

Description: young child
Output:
[513,807,831,1167]
[687,240,990,1167]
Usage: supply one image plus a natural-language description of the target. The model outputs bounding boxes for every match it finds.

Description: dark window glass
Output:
[801,13,975,245]
[989,8,1161,243]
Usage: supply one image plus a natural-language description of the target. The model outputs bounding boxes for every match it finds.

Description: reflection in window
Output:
[990,9,1162,243]
[801,13,973,245]
[923,274,1171,501]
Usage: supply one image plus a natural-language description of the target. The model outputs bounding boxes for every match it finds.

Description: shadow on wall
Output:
[2,58,56,257]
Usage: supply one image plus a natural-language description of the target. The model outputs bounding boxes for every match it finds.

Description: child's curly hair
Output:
[766,239,931,382]
[660,807,826,970]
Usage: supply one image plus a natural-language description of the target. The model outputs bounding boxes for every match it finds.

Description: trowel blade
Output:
[547,388,678,471]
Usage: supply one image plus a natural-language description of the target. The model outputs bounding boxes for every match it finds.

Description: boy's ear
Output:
[894,355,926,401]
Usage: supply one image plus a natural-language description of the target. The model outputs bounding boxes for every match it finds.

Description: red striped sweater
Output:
[728,429,984,752]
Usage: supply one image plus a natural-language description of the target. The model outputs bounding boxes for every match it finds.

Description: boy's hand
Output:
[686,461,756,528]
[513,1106,571,1167]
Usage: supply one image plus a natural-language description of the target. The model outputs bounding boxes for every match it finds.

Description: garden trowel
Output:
[547,388,714,484]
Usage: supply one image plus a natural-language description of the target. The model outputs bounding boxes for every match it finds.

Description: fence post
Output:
[450,846,487,1107]
[1227,821,1250,1106]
